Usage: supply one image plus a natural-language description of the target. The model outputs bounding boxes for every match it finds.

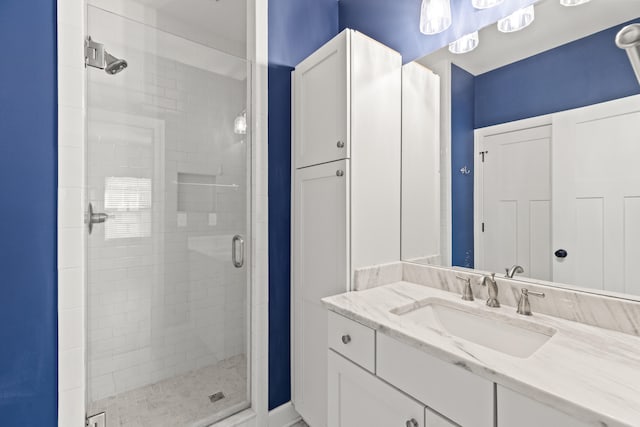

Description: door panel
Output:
[85,6,250,425]
[553,96,640,292]
[294,32,349,168]
[293,160,350,427]
[479,125,552,280]
[328,351,425,427]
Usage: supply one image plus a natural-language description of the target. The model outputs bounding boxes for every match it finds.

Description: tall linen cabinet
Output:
[291,29,402,426]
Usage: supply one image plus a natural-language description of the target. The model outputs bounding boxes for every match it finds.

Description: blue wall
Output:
[0,0,58,425]
[475,19,640,128]
[450,65,476,268]
[339,0,536,63]
[268,0,339,410]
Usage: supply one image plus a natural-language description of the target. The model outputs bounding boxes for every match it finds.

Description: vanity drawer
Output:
[377,333,494,427]
[328,311,376,372]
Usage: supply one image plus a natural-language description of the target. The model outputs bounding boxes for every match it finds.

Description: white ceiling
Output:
[419,0,640,75]
[131,0,247,58]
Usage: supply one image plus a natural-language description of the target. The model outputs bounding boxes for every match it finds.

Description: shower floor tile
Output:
[88,354,248,427]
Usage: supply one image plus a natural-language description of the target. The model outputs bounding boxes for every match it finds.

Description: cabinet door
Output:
[426,409,459,427]
[497,385,590,427]
[328,350,425,427]
[294,31,349,168]
[293,160,350,427]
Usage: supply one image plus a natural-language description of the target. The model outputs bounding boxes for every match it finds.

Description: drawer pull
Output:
[406,419,419,427]
[337,140,345,148]
[341,334,351,344]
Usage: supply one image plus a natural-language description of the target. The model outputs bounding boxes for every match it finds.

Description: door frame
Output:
[56,0,269,425]
[473,114,552,272]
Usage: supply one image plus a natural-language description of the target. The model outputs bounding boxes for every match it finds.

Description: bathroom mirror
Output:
[402,0,640,297]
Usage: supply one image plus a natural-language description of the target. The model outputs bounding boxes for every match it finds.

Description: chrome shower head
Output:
[616,24,640,86]
[104,52,128,75]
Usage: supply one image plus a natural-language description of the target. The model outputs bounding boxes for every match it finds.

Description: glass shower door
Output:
[85,5,250,426]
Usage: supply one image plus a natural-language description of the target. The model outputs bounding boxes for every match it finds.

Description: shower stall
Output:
[80,2,254,426]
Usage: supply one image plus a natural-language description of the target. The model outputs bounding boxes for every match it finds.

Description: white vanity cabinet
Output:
[292,29,401,427]
[497,385,590,427]
[327,311,592,427]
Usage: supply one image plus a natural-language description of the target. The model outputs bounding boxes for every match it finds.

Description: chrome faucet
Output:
[516,288,545,316]
[481,273,500,307]
[505,265,524,278]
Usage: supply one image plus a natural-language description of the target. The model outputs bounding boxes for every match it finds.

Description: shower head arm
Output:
[616,24,640,87]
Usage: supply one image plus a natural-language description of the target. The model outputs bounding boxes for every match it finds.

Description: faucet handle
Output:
[524,289,545,298]
[456,276,474,301]
[517,288,545,316]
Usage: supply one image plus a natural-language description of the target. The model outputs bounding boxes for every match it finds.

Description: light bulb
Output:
[420,0,452,35]
[560,0,591,6]
[472,0,504,9]
[234,111,247,135]
[449,31,480,54]
[497,5,535,33]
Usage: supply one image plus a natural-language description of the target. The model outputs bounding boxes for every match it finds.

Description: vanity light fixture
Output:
[560,0,591,6]
[472,0,504,9]
[497,5,535,33]
[420,0,452,35]
[449,31,479,54]
[234,110,247,135]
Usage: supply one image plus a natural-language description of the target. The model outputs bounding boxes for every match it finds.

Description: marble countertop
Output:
[322,281,640,427]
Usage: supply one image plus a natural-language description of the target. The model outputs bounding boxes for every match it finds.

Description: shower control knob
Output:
[336,140,345,148]
[341,334,351,344]
[554,249,568,258]
[406,419,419,427]
[336,170,344,177]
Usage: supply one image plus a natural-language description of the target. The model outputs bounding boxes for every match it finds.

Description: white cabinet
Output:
[293,32,348,168]
[293,160,349,427]
[497,385,590,427]
[328,350,425,427]
[292,29,401,427]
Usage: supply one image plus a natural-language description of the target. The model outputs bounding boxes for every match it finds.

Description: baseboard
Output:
[268,402,302,427]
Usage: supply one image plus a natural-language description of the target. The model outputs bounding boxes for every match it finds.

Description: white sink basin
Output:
[392,299,556,358]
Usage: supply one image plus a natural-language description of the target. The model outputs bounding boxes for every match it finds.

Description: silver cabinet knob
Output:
[341,334,351,344]
[336,170,344,177]
[406,419,419,427]
[337,140,345,148]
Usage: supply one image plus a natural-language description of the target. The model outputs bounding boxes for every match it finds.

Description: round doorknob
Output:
[554,249,568,258]
[337,140,345,148]
[341,334,351,344]
[406,419,419,427]
[336,170,344,177]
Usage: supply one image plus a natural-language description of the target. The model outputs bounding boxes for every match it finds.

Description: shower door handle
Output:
[86,203,112,235]
[232,235,245,268]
